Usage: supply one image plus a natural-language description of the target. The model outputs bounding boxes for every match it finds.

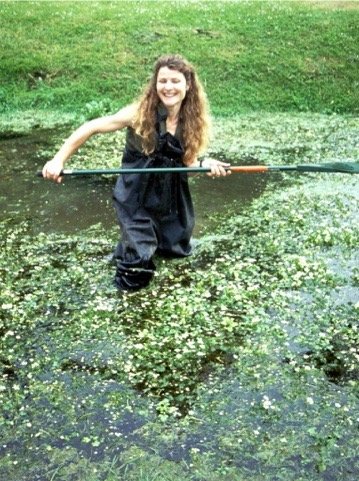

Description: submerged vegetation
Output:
[1,1,358,480]
[1,113,358,480]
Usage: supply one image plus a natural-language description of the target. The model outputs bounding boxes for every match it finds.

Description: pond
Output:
[1,116,358,481]
[0,129,270,236]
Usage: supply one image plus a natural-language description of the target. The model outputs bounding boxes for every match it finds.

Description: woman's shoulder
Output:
[112,102,139,128]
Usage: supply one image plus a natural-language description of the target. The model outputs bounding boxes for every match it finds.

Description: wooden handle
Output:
[230,165,269,173]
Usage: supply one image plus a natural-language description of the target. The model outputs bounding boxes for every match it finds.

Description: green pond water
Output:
[0,129,268,236]
[1,116,358,481]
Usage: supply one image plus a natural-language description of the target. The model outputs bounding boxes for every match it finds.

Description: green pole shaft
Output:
[62,167,212,175]
[36,162,359,177]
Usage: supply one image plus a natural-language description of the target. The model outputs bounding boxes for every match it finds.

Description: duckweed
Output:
[1,114,358,480]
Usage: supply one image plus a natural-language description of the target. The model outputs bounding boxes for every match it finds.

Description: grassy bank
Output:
[1,0,358,123]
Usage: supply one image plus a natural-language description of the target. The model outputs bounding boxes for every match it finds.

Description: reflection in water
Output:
[0,130,269,236]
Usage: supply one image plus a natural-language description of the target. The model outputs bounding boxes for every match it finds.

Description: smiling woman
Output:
[156,67,189,118]
[131,54,217,168]
[41,54,230,291]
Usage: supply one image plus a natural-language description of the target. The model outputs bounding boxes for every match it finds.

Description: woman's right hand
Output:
[42,158,65,183]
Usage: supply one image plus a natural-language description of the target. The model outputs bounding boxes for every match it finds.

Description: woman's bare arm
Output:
[42,103,138,183]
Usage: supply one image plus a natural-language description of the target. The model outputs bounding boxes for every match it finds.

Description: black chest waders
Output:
[112,109,195,290]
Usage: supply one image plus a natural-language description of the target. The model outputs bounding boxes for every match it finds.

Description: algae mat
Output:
[1,113,358,480]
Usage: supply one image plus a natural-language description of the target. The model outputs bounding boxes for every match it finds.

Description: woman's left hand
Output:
[201,158,231,177]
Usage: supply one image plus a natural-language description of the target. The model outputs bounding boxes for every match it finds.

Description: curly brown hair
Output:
[133,54,210,165]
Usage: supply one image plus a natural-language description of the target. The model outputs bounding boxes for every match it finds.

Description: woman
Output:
[42,54,230,290]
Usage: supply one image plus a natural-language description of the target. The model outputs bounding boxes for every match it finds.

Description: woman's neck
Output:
[165,106,180,135]
[166,105,180,122]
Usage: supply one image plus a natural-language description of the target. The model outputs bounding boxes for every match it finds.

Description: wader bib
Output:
[112,106,195,290]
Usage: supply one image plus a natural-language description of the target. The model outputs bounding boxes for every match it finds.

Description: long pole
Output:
[36,162,359,177]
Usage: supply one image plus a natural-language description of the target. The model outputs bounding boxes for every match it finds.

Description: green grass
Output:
[1,0,358,120]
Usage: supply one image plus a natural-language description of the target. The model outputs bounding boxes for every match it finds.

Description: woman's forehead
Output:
[157,66,186,80]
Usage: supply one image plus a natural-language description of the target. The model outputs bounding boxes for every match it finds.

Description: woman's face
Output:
[156,66,188,110]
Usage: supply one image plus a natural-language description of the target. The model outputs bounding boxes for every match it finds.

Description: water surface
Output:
[0,129,269,235]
